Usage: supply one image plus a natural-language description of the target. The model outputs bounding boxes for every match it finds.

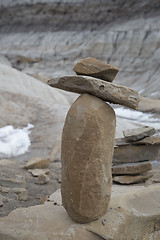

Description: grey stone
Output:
[61,94,116,223]
[73,57,119,82]
[12,188,28,201]
[35,174,49,185]
[136,135,160,145]
[113,172,153,184]
[123,126,156,142]
[0,195,3,207]
[28,168,50,177]
[113,144,160,164]
[0,179,26,189]
[48,75,140,110]
[112,161,152,175]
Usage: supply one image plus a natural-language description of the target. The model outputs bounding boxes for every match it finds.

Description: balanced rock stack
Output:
[48,57,142,223]
[113,126,160,184]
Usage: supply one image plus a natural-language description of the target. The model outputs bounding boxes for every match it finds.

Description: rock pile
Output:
[25,156,50,185]
[113,126,160,184]
[48,57,151,223]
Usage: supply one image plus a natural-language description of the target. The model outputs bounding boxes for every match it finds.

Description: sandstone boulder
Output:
[73,57,119,82]
[61,93,116,223]
[48,75,140,109]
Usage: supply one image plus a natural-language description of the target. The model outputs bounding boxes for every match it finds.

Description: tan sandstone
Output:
[25,156,50,169]
[61,93,116,223]
[113,172,153,184]
[0,184,160,240]
[123,126,155,142]
[112,161,152,175]
[73,57,119,82]
[48,75,140,110]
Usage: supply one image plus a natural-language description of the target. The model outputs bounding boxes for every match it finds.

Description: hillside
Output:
[0,0,159,98]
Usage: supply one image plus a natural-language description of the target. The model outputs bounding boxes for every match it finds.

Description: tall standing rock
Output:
[61,93,116,223]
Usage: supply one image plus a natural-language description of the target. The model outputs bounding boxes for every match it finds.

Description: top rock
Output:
[73,57,119,82]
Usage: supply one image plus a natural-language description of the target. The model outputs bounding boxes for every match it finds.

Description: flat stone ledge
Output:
[0,184,160,240]
[48,75,140,110]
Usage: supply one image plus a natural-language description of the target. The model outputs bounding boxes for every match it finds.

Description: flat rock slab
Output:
[113,144,160,164]
[115,135,160,146]
[113,172,153,184]
[48,76,140,110]
[136,135,160,145]
[123,126,155,142]
[0,185,160,240]
[28,168,50,177]
[112,161,152,175]
[73,57,119,82]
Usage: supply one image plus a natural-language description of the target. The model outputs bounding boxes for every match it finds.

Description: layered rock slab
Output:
[0,184,160,240]
[73,57,119,82]
[112,161,152,175]
[113,172,153,184]
[113,144,160,164]
[123,126,155,142]
[61,93,116,223]
[48,75,140,110]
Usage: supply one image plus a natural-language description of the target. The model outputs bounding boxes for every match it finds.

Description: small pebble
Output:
[35,174,49,185]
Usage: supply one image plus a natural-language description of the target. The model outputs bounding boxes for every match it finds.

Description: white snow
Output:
[0,123,34,158]
[114,107,160,129]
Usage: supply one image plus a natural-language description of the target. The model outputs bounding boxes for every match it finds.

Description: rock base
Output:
[0,184,160,240]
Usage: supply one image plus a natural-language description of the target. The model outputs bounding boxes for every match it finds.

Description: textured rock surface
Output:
[48,76,140,109]
[0,195,3,207]
[123,126,156,142]
[28,168,50,177]
[25,156,50,169]
[136,135,160,145]
[113,144,160,164]
[35,173,49,185]
[73,57,119,82]
[112,161,152,175]
[61,94,116,223]
[113,172,153,184]
[0,184,160,240]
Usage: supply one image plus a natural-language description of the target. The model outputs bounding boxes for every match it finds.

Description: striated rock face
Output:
[61,94,116,223]
[0,1,159,98]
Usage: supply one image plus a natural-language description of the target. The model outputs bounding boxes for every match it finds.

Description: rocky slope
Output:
[0,0,160,98]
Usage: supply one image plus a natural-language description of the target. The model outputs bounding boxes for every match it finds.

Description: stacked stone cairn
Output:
[113,126,160,184]
[47,57,153,223]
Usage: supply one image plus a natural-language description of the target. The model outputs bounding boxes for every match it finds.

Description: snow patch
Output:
[114,107,160,129]
[0,123,34,158]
